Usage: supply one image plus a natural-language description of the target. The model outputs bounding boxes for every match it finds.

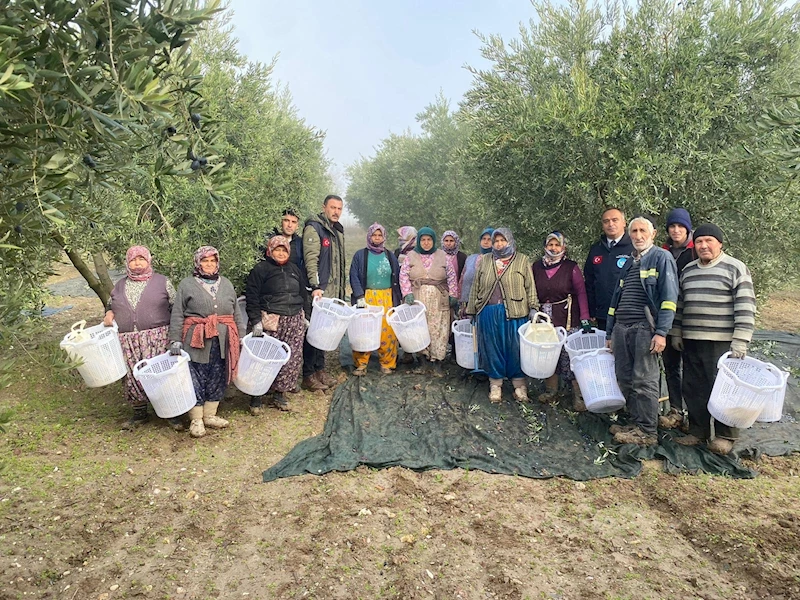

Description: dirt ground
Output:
[0,281,798,600]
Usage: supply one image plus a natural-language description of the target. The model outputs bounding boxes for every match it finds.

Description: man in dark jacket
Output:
[659,207,696,429]
[301,194,346,391]
[583,207,634,331]
[606,217,678,447]
[266,207,305,272]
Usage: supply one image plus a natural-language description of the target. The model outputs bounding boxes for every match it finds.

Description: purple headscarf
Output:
[125,245,153,282]
[367,223,386,254]
[397,226,417,255]
[441,230,460,256]
[193,245,220,281]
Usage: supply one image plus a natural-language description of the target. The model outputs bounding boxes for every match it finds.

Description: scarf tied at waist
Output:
[182,314,240,384]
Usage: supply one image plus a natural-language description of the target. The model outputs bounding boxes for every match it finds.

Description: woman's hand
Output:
[103,310,114,327]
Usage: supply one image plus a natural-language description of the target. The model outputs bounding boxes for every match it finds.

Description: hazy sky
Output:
[227,0,537,185]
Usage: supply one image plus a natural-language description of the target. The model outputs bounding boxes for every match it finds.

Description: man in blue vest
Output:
[301,194,346,391]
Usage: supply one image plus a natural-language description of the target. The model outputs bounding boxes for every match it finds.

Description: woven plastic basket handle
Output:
[716,352,786,393]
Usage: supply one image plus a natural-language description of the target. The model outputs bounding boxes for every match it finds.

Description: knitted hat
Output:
[666,208,692,232]
[693,223,724,244]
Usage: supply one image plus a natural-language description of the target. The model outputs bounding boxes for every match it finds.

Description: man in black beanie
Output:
[671,223,756,455]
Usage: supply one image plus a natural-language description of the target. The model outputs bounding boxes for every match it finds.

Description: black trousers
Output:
[682,339,739,440]
[663,334,684,411]
[302,338,325,377]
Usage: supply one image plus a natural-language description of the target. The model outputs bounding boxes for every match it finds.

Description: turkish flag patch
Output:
[322,238,331,247]
[593,256,603,265]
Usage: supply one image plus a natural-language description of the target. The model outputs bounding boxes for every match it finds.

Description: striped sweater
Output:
[673,252,755,343]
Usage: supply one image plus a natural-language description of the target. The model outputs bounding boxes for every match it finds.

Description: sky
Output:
[227,0,538,187]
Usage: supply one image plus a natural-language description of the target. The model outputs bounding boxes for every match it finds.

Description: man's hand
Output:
[311,289,324,300]
[730,340,748,359]
[671,335,684,352]
[103,310,114,327]
[650,334,666,354]
[605,339,613,353]
[252,323,264,337]
[356,297,367,309]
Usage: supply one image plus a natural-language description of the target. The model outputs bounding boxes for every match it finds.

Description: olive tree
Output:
[461,0,800,286]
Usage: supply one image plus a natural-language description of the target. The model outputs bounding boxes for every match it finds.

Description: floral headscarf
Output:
[542,231,567,267]
[267,236,291,266]
[441,230,460,256]
[125,245,153,282]
[367,222,386,254]
[397,226,417,255]
[479,227,495,254]
[193,245,220,281]
[415,226,437,255]
[491,227,516,260]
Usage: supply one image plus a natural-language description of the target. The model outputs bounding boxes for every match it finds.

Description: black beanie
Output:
[693,223,724,244]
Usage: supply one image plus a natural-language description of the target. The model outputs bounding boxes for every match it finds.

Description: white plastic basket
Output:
[386,302,430,353]
[570,348,626,413]
[133,350,197,418]
[60,320,127,388]
[234,333,292,396]
[306,297,355,351]
[565,328,607,361]
[451,319,474,369]
[347,304,385,352]
[518,321,567,379]
[709,353,788,428]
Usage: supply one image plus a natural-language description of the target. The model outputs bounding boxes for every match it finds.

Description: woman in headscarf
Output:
[244,236,308,413]
[104,245,179,429]
[441,230,468,291]
[399,227,459,376]
[169,246,241,438]
[349,223,402,376]
[458,227,494,312]
[532,232,591,410]
[394,226,418,267]
[467,228,538,403]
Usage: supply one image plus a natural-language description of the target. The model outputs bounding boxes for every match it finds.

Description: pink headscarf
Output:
[397,226,417,255]
[126,246,153,282]
[193,246,220,281]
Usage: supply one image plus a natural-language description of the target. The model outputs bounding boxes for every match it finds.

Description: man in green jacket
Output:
[301,194,346,391]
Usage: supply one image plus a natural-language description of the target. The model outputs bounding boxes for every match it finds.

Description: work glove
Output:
[356,297,367,309]
[671,335,684,352]
[252,322,264,337]
[169,341,183,356]
[404,293,415,305]
[580,319,592,334]
[449,296,459,310]
[529,309,537,321]
[730,340,747,359]
[469,315,476,326]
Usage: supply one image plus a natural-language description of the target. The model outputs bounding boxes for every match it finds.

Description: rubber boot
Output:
[249,396,263,416]
[271,392,289,411]
[203,401,228,429]
[188,406,205,438]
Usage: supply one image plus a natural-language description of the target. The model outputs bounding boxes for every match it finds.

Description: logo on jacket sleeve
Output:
[593,256,603,265]
[616,256,628,269]
[322,238,331,247]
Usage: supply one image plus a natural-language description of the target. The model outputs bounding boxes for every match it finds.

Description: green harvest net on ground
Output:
[262,330,799,483]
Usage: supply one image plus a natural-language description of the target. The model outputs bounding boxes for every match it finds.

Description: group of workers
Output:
[104,195,755,455]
